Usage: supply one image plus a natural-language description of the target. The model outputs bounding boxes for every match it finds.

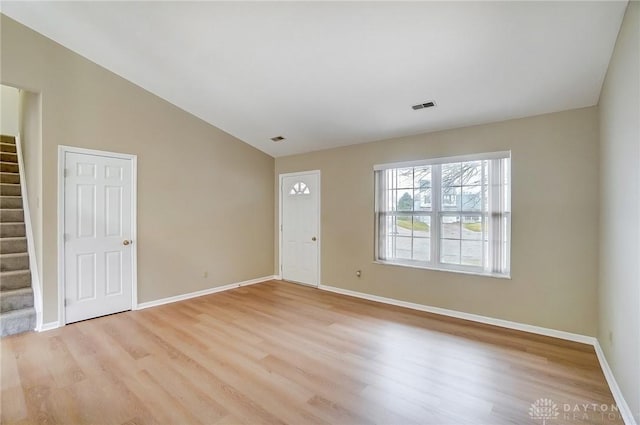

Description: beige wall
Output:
[1,84,19,136]
[276,107,600,336]
[18,90,43,288]
[1,15,275,324]
[598,1,640,422]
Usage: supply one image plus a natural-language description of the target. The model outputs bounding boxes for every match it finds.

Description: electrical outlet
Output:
[608,331,613,344]
[203,271,208,278]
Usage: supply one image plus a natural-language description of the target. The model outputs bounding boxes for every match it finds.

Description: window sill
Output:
[373,260,511,280]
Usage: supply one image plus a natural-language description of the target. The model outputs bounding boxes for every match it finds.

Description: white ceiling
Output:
[1,1,628,157]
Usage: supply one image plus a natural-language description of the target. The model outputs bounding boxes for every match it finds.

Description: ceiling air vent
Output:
[270,136,285,142]
[412,101,436,110]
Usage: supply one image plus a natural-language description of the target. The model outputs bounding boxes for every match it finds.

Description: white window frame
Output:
[374,151,511,278]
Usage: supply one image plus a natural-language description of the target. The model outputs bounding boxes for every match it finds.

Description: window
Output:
[374,152,511,277]
[289,181,310,195]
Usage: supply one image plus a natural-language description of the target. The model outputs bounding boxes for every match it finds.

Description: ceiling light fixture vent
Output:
[270,136,285,142]
[412,101,436,110]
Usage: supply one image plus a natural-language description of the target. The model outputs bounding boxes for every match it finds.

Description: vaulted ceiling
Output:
[1,1,628,157]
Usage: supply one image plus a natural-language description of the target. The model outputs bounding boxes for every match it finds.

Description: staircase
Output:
[0,135,36,337]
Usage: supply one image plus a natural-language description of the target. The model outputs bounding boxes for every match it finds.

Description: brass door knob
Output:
[123,240,131,246]
[312,237,317,241]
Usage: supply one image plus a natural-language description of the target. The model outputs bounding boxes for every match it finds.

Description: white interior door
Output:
[63,150,134,324]
[281,172,319,286]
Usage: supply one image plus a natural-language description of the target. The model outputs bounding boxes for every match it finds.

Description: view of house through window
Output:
[374,152,511,277]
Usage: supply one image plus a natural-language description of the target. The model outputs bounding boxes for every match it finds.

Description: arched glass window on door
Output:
[289,181,311,196]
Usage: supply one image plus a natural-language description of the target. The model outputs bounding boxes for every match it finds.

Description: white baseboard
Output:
[39,321,60,332]
[318,284,595,344]
[135,275,277,310]
[594,341,638,425]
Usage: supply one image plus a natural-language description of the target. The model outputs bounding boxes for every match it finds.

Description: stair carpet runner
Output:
[0,134,36,337]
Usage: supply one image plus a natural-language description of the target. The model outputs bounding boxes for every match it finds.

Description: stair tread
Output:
[0,268,31,291]
[0,252,29,258]
[0,287,33,296]
[0,269,30,276]
[0,307,35,319]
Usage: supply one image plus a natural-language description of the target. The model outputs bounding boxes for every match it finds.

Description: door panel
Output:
[281,173,319,286]
[77,184,96,238]
[76,253,96,300]
[105,251,123,295]
[64,151,134,324]
[105,186,122,236]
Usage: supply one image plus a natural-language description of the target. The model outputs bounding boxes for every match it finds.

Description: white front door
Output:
[281,172,320,286]
[63,150,135,324]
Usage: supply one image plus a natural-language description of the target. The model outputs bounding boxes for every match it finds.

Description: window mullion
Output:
[432,164,442,265]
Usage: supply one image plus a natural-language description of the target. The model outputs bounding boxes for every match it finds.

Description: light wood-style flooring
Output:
[1,280,623,424]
